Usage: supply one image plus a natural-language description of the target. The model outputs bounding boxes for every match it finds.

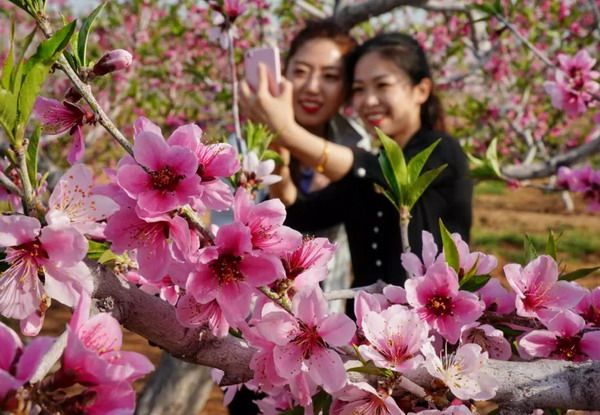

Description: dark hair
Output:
[347,32,446,132]
[284,19,357,81]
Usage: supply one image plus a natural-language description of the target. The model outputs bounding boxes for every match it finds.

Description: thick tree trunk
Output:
[136,354,214,415]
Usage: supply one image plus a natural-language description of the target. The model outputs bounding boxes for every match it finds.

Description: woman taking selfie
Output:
[241,32,473,290]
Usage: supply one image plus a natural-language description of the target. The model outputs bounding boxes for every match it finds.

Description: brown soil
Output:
[32,187,600,414]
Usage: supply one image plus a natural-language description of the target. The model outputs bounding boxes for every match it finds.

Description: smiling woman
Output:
[240,31,473,299]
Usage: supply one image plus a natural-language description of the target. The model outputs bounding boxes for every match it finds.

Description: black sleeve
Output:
[284,147,378,233]
[284,174,351,233]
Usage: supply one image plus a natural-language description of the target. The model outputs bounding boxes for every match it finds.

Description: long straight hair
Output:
[347,32,446,132]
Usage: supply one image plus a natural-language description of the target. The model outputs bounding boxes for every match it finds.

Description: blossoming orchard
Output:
[0,0,599,414]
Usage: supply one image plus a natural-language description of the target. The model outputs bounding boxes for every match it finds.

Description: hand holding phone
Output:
[244,46,281,95]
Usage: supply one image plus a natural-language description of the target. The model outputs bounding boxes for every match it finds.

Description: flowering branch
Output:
[35,16,134,156]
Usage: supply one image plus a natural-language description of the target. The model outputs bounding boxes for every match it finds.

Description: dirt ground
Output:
[37,185,600,414]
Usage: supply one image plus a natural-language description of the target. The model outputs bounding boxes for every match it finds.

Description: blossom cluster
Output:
[1,115,600,414]
[557,165,600,212]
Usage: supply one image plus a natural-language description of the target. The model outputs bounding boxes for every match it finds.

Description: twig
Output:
[0,170,22,196]
[324,280,387,300]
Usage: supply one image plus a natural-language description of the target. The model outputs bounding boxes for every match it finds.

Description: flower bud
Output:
[92,49,133,76]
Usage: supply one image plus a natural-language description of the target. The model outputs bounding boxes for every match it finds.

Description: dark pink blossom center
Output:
[291,321,325,359]
[150,167,184,191]
[569,67,584,90]
[426,295,453,316]
[210,254,244,285]
[555,336,581,361]
[582,305,600,327]
[18,239,49,261]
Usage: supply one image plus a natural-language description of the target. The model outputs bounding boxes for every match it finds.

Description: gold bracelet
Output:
[315,140,330,173]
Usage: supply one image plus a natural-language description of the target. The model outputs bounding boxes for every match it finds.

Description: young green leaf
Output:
[0,89,17,142]
[30,20,77,65]
[11,25,38,93]
[545,230,558,260]
[378,150,402,206]
[78,2,107,67]
[407,138,441,182]
[26,124,41,187]
[16,21,76,136]
[405,164,446,209]
[559,266,600,282]
[439,219,460,273]
[376,128,407,186]
[523,234,538,263]
[460,274,491,292]
[1,19,15,90]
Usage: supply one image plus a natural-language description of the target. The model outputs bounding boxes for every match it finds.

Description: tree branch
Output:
[333,0,429,30]
[501,130,600,179]
[88,262,600,411]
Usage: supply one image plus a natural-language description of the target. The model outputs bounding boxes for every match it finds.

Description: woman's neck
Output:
[394,119,422,148]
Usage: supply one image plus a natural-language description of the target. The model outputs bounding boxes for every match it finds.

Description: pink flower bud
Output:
[92,49,133,76]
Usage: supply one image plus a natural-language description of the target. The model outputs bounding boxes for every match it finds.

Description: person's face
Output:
[351,51,430,143]
[285,38,346,132]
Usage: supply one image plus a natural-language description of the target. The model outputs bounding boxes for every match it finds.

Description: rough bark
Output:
[135,354,214,415]
[89,262,600,411]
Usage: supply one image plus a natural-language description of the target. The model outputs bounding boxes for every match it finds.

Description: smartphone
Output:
[244,46,281,95]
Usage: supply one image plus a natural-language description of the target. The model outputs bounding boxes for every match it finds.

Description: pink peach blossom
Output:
[576,287,600,327]
[405,262,484,343]
[331,382,404,415]
[62,294,154,385]
[358,305,429,372]
[421,342,498,401]
[256,288,355,394]
[504,255,586,319]
[519,310,600,361]
[186,222,285,322]
[46,164,119,238]
[0,215,92,335]
[117,131,201,215]
[0,321,53,400]
[460,323,512,360]
[280,236,336,291]
[233,188,302,255]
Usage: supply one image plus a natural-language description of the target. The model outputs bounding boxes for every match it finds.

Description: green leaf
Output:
[545,230,558,260]
[496,324,524,338]
[559,266,600,282]
[312,390,332,415]
[523,234,538,263]
[0,88,17,142]
[407,138,440,182]
[374,183,399,212]
[377,128,407,186]
[16,21,76,136]
[405,164,446,209]
[26,124,41,187]
[469,3,496,16]
[1,19,15,90]
[261,149,283,164]
[460,274,491,292]
[29,20,76,65]
[280,407,304,415]
[10,26,38,94]
[378,150,402,206]
[78,2,106,67]
[87,240,111,261]
[485,138,502,178]
[439,219,460,273]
